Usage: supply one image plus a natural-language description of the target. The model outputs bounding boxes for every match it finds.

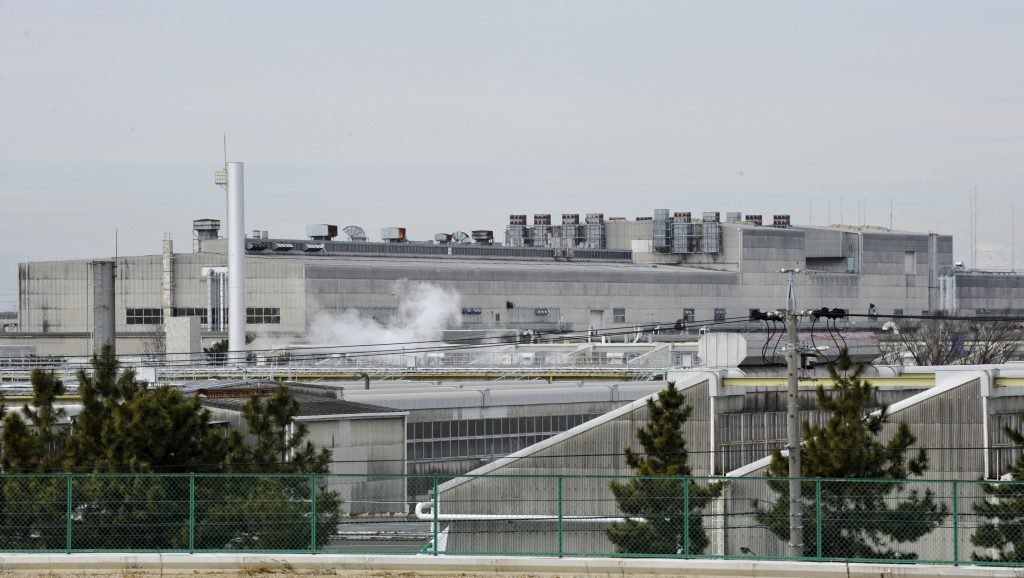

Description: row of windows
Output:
[409,434,558,461]
[126,307,280,325]
[246,307,281,324]
[407,414,601,441]
[126,308,163,325]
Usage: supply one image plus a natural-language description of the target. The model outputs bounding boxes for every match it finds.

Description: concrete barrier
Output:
[0,553,1020,577]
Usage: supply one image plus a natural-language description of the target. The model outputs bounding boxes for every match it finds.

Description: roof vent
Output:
[343,226,368,242]
[306,224,338,241]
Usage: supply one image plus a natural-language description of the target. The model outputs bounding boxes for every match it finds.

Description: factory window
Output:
[683,308,695,323]
[714,308,726,322]
[613,308,626,324]
[126,308,162,325]
[246,307,281,324]
[461,307,482,324]
[894,308,904,316]
[172,307,209,325]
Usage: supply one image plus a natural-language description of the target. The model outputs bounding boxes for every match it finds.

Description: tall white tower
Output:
[215,162,247,363]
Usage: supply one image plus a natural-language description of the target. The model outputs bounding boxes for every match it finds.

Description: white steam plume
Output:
[307,282,462,349]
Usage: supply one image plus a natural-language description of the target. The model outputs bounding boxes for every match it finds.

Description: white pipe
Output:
[980,369,994,479]
[227,162,246,364]
[413,501,625,523]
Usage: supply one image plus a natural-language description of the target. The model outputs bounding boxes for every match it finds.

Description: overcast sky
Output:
[2,1,1023,310]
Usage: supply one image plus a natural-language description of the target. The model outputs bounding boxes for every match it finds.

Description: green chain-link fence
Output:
[0,473,1023,565]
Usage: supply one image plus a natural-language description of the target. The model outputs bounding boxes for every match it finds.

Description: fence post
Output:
[683,476,690,556]
[815,478,822,560]
[432,475,439,556]
[310,473,318,553]
[557,476,564,557]
[953,480,959,565]
[65,473,73,553]
[188,473,196,552]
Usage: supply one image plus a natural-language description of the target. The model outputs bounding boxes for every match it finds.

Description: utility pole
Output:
[781,267,803,558]
[750,268,805,558]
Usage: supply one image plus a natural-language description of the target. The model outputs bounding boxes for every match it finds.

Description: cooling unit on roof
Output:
[343,226,368,242]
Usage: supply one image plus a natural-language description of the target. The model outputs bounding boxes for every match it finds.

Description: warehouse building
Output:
[418,365,1024,559]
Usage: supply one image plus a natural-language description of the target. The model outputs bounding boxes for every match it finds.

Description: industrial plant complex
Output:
[7,192,1024,357]
[2,163,1024,564]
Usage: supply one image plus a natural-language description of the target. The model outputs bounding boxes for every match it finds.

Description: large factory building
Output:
[5,209,1022,356]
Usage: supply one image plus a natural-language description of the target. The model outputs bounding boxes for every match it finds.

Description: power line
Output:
[11,315,753,369]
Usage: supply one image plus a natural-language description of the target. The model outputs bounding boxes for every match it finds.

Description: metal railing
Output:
[0,472,1022,565]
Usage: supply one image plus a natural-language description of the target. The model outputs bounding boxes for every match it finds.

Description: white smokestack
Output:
[227,162,246,363]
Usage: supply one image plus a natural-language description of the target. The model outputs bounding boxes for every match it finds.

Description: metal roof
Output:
[201,394,400,417]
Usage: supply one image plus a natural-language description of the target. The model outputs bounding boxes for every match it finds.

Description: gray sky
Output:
[2,1,1023,310]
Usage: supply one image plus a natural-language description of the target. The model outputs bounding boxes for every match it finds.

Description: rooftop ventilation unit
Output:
[472,230,494,244]
[505,220,531,247]
[773,214,792,228]
[193,219,221,240]
[434,233,452,244]
[303,243,326,252]
[193,218,221,252]
[451,231,472,244]
[702,212,720,223]
[562,214,580,225]
[272,242,294,252]
[343,226,368,242]
[745,214,763,226]
[726,212,742,223]
[653,209,670,251]
[532,215,553,247]
[306,224,338,241]
[246,241,267,251]
[673,212,691,223]
[584,214,605,249]
[381,227,407,242]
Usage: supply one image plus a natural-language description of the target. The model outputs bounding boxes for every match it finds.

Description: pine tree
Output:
[754,349,947,559]
[2,369,67,471]
[64,344,227,471]
[606,382,723,554]
[0,345,340,550]
[972,418,1024,562]
[228,386,330,472]
[0,370,68,549]
[199,385,339,549]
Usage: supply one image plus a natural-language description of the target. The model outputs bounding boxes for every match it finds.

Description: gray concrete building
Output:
[11,211,1017,358]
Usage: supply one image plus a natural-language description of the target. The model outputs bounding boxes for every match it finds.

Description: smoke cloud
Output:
[306,282,463,349]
